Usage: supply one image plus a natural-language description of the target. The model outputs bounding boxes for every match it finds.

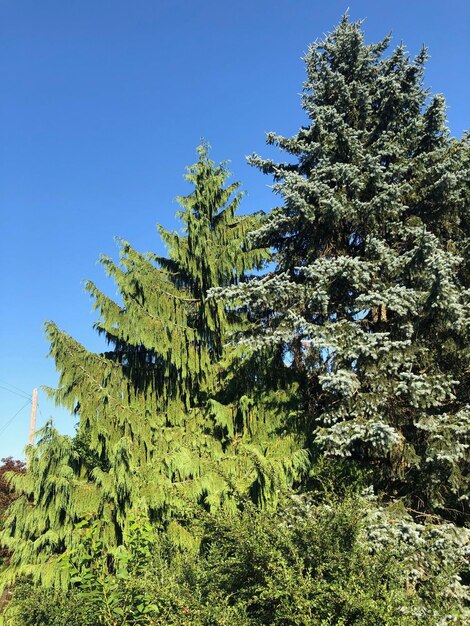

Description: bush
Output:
[2,494,468,625]
[0,580,99,626]
[194,497,467,626]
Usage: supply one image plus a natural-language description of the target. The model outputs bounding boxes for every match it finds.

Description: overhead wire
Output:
[0,400,32,436]
[0,384,32,402]
[0,379,32,398]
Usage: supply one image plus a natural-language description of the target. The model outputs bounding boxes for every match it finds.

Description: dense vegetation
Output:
[1,16,468,625]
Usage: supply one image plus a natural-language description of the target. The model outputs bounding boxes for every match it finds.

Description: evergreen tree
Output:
[221,17,470,518]
[1,145,307,586]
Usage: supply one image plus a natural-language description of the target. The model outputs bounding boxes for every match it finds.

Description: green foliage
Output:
[1,144,307,587]
[56,514,165,625]
[195,496,468,625]
[0,580,99,626]
[3,496,468,625]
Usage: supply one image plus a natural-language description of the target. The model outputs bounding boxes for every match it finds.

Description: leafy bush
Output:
[3,494,467,625]
[194,496,468,625]
[0,580,99,626]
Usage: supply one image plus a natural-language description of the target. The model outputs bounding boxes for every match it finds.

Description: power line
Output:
[0,379,32,399]
[0,400,32,436]
[0,384,32,402]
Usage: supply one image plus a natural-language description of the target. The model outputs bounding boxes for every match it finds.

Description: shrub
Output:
[2,494,468,625]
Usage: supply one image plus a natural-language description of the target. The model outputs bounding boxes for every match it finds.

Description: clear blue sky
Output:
[1,0,468,459]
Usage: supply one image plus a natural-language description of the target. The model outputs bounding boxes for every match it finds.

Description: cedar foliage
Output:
[1,145,307,586]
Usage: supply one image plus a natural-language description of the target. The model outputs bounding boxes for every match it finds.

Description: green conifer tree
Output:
[1,145,307,587]
[222,17,469,518]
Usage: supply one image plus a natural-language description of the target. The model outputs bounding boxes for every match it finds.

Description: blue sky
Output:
[1,0,469,459]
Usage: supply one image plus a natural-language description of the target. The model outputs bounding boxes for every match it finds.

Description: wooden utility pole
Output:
[27,388,38,468]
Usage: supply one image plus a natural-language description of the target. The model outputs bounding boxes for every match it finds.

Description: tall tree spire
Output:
[2,145,308,586]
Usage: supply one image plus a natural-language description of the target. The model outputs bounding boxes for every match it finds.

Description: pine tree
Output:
[1,145,307,587]
[221,17,470,518]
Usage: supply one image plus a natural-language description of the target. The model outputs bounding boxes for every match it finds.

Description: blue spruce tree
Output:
[221,16,470,519]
